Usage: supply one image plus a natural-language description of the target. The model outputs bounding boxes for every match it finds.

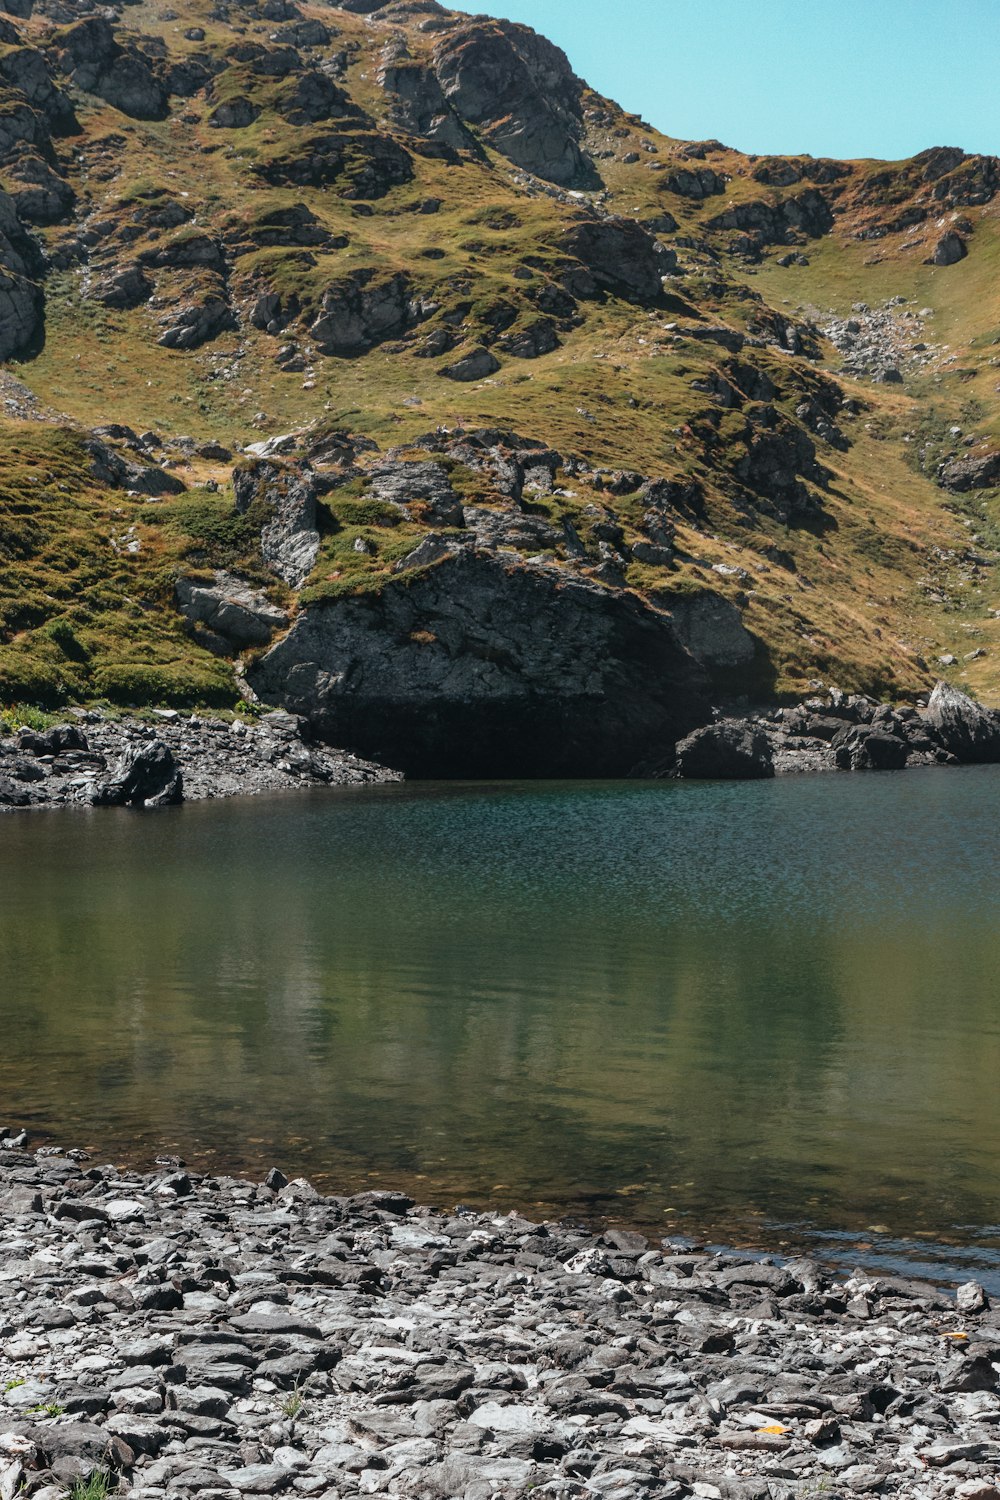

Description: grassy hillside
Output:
[1,0,999,718]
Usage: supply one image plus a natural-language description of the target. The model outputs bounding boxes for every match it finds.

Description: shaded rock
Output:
[938,449,1000,492]
[157,290,233,350]
[555,216,663,302]
[674,720,774,779]
[378,58,473,153]
[668,591,755,670]
[438,344,499,381]
[247,549,708,776]
[309,270,411,356]
[833,727,909,771]
[175,572,288,648]
[89,262,153,310]
[53,18,168,119]
[208,95,259,128]
[928,229,967,266]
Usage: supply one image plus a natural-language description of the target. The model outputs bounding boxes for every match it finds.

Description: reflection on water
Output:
[2,769,1000,1284]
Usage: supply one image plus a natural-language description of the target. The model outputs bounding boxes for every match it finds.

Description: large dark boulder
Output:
[17,722,88,755]
[674,720,774,780]
[92,740,183,808]
[554,217,664,303]
[921,681,1000,763]
[247,550,708,776]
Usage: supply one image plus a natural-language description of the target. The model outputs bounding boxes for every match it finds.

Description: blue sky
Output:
[471,0,1000,162]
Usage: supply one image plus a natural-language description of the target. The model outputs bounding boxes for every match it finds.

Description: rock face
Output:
[308,270,411,355]
[921,681,1000,763]
[929,228,967,265]
[0,187,42,358]
[556,216,664,302]
[669,591,757,670]
[53,17,168,119]
[248,551,708,775]
[432,19,597,188]
[175,571,288,650]
[438,343,499,381]
[232,459,320,588]
[673,720,774,779]
[378,59,474,153]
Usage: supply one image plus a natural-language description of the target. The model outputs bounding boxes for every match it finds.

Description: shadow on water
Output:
[2,769,1000,1284]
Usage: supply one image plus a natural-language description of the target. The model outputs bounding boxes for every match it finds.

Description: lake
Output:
[2,768,1000,1287]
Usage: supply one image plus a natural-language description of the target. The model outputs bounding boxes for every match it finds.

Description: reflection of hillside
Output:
[1,775,1000,1243]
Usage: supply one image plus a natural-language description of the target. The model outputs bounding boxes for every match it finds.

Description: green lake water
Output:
[2,768,1000,1285]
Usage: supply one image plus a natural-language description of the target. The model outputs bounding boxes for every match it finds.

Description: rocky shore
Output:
[666,680,1000,780]
[0,1140,998,1500]
[0,710,397,812]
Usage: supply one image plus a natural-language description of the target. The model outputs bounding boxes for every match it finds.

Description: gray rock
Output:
[232,459,320,588]
[432,18,598,188]
[929,229,968,266]
[309,271,411,356]
[92,740,183,808]
[438,345,500,382]
[674,720,774,780]
[922,680,1000,763]
[175,571,288,648]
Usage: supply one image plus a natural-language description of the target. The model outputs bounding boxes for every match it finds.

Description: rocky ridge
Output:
[1,1139,999,1500]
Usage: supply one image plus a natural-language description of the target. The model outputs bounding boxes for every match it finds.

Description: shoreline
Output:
[0,709,399,813]
[2,680,999,811]
[0,1140,997,1500]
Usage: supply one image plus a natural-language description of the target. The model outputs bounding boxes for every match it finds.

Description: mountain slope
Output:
[2,0,1000,769]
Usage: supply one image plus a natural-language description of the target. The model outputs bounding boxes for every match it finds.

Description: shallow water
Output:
[2,768,1000,1285]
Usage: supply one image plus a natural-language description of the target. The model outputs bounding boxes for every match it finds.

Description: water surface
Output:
[2,769,1000,1285]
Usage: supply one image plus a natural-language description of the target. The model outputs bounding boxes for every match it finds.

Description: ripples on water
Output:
[2,767,1000,1286]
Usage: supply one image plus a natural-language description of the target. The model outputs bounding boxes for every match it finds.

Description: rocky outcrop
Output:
[438,343,499,381]
[555,216,665,302]
[673,719,774,779]
[51,17,168,119]
[706,188,833,244]
[432,19,598,188]
[175,571,288,650]
[928,228,967,266]
[232,458,319,587]
[920,681,1000,763]
[365,461,464,526]
[378,58,475,154]
[937,449,1000,492]
[156,286,233,351]
[248,550,708,775]
[309,270,411,355]
[0,187,42,358]
[668,591,757,671]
